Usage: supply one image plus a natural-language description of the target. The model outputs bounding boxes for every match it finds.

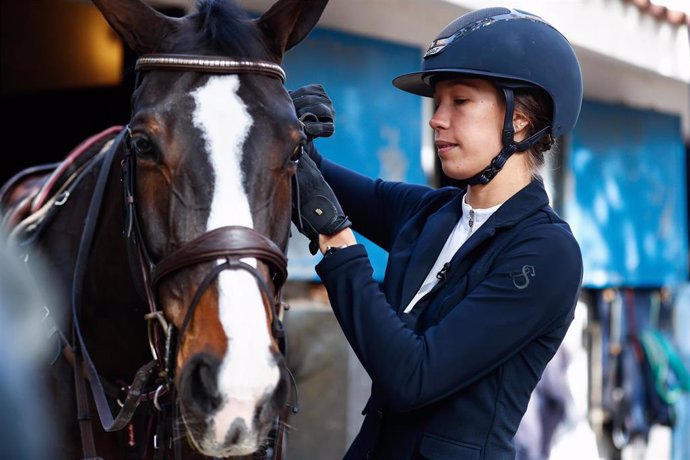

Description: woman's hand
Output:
[290,83,335,139]
[291,154,351,254]
[290,84,335,167]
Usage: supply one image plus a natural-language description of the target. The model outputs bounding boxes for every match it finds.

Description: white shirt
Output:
[402,195,503,314]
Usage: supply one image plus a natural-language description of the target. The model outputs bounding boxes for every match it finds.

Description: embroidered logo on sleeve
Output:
[510,265,535,289]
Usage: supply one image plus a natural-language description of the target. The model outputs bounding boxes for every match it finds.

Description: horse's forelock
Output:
[181,0,266,57]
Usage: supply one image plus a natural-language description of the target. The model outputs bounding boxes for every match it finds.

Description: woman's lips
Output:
[435,140,457,156]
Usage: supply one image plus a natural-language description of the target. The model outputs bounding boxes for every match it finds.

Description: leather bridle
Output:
[70,53,294,460]
[122,127,290,360]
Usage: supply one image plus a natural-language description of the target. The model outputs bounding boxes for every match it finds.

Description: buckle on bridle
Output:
[144,311,169,362]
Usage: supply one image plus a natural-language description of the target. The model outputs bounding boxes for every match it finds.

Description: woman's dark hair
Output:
[514,88,554,176]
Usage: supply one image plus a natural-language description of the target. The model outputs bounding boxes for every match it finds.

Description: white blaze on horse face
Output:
[192,75,280,451]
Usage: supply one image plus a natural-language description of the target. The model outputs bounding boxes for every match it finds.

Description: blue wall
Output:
[564,100,688,288]
[283,28,425,280]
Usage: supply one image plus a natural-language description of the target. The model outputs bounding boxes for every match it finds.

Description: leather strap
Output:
[70,128,160,457]
[73,344,100,460]
[151,225,287,288]
[31,126,123,213]
[136,54,286,83]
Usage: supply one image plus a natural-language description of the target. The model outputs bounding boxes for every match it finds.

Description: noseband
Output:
[150,225,288,340]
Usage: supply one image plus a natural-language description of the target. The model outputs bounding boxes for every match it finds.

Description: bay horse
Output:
[0,0,329,458]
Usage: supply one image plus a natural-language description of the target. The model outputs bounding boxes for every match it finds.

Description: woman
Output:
[290,7,584,459]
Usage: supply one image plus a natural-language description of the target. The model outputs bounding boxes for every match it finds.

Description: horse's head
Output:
[93,0,328,455]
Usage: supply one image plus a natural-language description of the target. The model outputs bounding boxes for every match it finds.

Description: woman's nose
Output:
[429,106,449,130]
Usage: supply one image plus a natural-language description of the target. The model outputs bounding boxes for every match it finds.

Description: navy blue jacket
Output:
[314,159,583,460]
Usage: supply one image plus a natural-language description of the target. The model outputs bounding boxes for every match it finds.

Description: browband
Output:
[135,54,286,83]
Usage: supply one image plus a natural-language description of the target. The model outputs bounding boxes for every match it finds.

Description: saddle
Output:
[0,126,123,239]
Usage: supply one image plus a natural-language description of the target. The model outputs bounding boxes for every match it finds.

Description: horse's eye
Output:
[130,134,154,158]
[289,144,304,164]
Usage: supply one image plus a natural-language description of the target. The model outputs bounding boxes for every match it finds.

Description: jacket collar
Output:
[489,179,550,229]
[398,194,463,311]
[397,180,549,312]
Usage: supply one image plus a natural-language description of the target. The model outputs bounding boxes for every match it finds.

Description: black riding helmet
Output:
[393,7,583,185]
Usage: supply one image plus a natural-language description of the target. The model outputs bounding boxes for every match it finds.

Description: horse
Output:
[0,0,329,458]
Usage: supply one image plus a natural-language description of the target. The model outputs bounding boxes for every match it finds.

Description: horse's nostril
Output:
[227,418,247,445]
[181,353,223,415]
[197,362,217,396]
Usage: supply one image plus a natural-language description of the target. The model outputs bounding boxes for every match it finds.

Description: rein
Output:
[69,54,293,460]
[71,128,157,457]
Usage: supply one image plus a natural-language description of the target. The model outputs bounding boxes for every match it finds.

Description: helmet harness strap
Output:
[462,87,551,187]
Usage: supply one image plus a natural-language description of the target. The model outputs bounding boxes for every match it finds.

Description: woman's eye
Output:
[454,98,468,105]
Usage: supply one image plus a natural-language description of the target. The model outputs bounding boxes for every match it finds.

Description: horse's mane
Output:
[179,0,266,57]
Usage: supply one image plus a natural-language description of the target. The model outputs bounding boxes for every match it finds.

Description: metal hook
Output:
[153,384,166,411]
[145,311,169,361]
[145,311,170,332]
[54,191,70,206]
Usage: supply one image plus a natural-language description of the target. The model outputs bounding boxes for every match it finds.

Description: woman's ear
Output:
[513,112,530,134]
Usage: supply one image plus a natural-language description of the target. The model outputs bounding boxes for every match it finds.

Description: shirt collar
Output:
[459,194,503,232]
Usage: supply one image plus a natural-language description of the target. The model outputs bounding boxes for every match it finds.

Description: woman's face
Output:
[429,78,505,180]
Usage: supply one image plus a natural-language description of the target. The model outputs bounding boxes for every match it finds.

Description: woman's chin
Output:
[440,166,472,182]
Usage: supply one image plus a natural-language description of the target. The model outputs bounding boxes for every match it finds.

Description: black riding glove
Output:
[290,84,335,168]
[291,154,351,255]
[290,84,335,139]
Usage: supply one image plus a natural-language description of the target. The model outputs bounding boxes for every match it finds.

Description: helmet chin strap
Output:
[458,87,550,187]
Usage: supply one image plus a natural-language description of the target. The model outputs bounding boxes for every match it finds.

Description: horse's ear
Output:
[255,0,329,59]
[91,0,181,54]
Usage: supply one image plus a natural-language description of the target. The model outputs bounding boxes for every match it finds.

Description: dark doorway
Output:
[0,3,185,184]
